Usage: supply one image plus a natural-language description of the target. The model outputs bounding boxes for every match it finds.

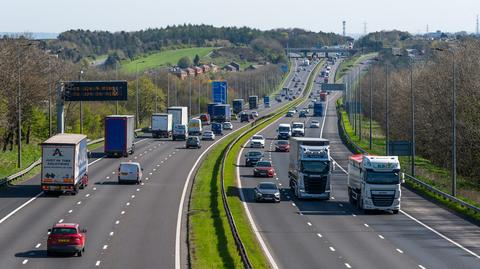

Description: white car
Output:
[250,135,265,148]
[202,131,215,140]
[118,162,143,184]
[251,111,259,117]
[310,120,320,128]
[223,122,233,130]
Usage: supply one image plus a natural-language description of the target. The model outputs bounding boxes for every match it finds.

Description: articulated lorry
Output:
[348,155,403,214]
[151,113,173,138]
[313,102,324,117]
[263,96,270,108]
[41,134,88,195]
[211,104,232,123]
[105,115,135,157]
[232,99,244,114]
[168,106,188,127]
[249,96,258,110]
[289,138,331,199]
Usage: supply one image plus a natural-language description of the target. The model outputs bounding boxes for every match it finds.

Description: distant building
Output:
[209,63,218,73]
[245,64,260,71]
[222,64,237,72]
[230,62,241,71]
[171,67,187,80]
[194,66,203,76]
[185,67,195,76]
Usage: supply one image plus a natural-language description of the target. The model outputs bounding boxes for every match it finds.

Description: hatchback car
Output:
[299,110,307,118]
[253,161,275,177]
[186,136,201,149]
[254,182,280,203]
[47,223,86,256]
[275,140,290,152]
[286,111,295,117]
[202,130,215,140]
[310,120,320,128]
[245,151,263,166]
[251,111,259,117]
[223,122,233,130]
[118,162,143,184]
[250,135,265,148]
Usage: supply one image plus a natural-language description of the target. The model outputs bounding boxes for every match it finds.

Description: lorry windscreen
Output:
[301,161,329,173]
[279,126,290,132]
[366,171,400,184]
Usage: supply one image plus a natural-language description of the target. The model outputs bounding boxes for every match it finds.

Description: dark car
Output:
[299,110,307,118]
[254,182,280,203]
[275,140,290,152]
[240,113,250,122]
[212,122,223,135]
[244,151,263,167]
[186,136,201,149]
[47,223,86,256]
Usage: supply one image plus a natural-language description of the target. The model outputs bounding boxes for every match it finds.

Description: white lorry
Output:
[168,106,189,140]
[289,138,331,199]
[41,134,88,195]
[291,122,305,137]
[347,155,403,214]
[151,113,173,138]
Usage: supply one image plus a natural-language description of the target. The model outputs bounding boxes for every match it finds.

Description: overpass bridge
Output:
[287,47,357,58]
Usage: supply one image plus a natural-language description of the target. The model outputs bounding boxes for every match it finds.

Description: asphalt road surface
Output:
[236,60,480,269]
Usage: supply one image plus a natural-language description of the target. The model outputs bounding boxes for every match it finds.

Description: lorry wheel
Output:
[72,185,79,195]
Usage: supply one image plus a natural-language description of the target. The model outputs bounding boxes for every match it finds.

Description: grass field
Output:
[0,140,42,179]
[337,98,480,221]
[121,47,215,74]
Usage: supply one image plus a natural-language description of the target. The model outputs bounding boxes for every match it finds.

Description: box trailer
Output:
[167,106,188,126]
[41,134,89,195]
[105,115,135,157]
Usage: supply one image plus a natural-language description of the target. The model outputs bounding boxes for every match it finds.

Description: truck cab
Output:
[289,138,331,200]
[291,122,305,137]
[347,155,403,214]
[277,123,291,139]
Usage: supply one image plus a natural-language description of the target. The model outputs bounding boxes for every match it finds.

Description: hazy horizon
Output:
[2,0,479,35]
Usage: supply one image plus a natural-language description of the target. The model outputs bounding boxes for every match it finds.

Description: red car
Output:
[200,114,210,125]
[47,223,86,256]
[275,140,290,152]
[254,161,275,177]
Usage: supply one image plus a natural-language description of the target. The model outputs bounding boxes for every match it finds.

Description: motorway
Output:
[236,60,480,269]
[0,59,310,269]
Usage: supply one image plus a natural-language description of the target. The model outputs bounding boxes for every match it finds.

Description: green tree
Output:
[193,54,200,66]
[126,75,166,126]
[177,56,192,68]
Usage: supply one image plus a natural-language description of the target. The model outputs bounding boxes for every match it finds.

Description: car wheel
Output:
[77,250,83,257]
[392,209,399,214]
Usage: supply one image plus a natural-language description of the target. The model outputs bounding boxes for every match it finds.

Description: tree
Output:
[177,56,192,68]
[193,54,200,66]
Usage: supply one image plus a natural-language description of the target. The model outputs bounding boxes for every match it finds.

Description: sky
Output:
[1,0,480,36]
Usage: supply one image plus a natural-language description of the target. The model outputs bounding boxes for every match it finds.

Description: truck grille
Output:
[304,176,327,194]
[371,194,394,207]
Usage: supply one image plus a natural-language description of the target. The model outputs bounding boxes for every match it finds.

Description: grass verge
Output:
[121,47,215,74]
[336,98,480,223]
[189,60,322,268]
[335,52,378,82]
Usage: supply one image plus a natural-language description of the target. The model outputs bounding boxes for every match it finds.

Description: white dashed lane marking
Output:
[329,247,336,252]
[35,243,41,248]
[378,234,385,239]
[22,259,28,265]
[396,248,404,254]
[103,245,108,250]
[95,261,101,266]
[317,233,322,238]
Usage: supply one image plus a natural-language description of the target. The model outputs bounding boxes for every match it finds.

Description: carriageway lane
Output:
[0,59,306,269]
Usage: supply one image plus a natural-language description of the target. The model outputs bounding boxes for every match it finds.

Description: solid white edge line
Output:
[175,126,240,269]
[0,192,43,224]
[332,140,480,260]
[176,59,303,269]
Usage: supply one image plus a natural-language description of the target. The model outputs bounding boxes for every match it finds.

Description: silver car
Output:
[222,122,233,130]
[254,182,280,203]
[310,120,320,128]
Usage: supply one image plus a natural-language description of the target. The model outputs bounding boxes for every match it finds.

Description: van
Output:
[277,123,292,139]
[173,124,188,140]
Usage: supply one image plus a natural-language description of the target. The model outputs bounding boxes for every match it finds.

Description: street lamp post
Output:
[115,62,119,114]
[385,63,389,155]
[79,70,84,134]
[135,61,145,129]
[369,66,373,149]
[434,48,456,196]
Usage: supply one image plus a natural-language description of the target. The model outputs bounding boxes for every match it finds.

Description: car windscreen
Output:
[252,136,263,140]
[259,183,277,190]
[256,162,271,167]
[120,164,138,173]
[366,171,400,184]
[51,228,77,235]
[277,141,289,145]
[248,151,262,157]
[292,124,303,128]
[278,126,290,132]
